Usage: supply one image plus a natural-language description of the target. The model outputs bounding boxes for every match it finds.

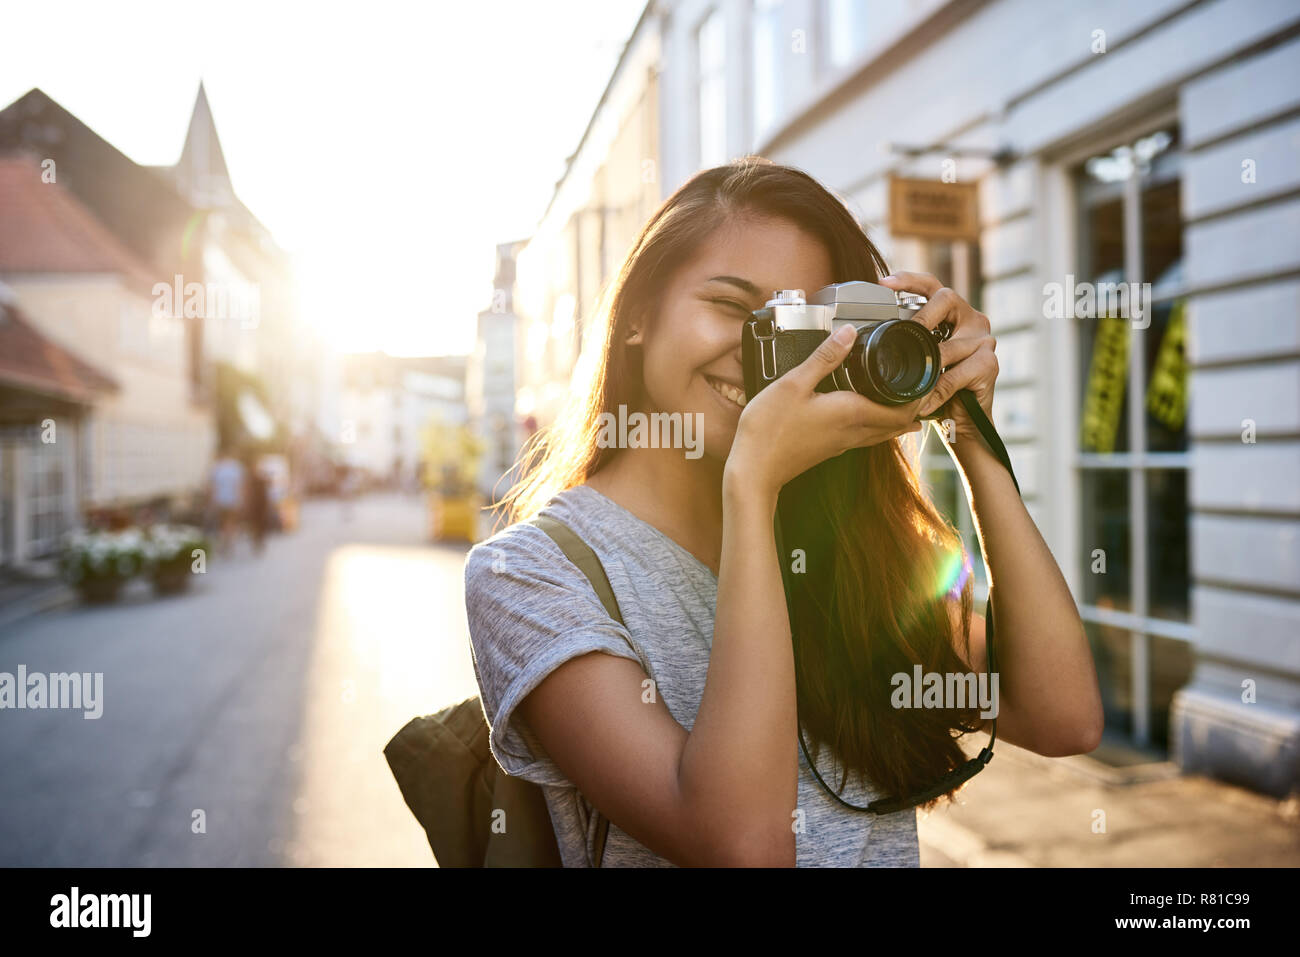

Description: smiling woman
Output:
[464,157,1101,867]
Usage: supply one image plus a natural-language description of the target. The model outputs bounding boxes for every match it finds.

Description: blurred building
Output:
[337,353,467,488]
[0,153,212,560]
[148,83,332,457]
[512,2,663,431]
[0,85,332,515]
[0,283,118,566]
[466,241,526,503]
[513,0,1300,797]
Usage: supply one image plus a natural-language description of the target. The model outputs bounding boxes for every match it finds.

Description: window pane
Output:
[826,0,868,68]
[1086,621,1132,738]
[1078,193,1129,454]
[1081,195,1124,285]
[752,0,781,136]
[697,10,727,168]
[1141,174,1186,453]
[1149,634,1195,751]
[1079,314,1131,454]
[1147,469,1189,621]
[1142,298,1188,452]
[1142,176,1182,294]
[1081,469,1131,611]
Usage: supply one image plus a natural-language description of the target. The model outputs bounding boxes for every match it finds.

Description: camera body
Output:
[741,281,948,406]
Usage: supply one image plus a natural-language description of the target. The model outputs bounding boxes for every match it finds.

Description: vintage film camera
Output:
[741,281,952,407]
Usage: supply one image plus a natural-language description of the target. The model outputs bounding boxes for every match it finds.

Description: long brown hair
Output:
[505,157,981,808]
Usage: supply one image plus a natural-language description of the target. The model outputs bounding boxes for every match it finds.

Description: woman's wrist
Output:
[951,429,1020,505]
[949,418,996,470]
[722,458,779,520]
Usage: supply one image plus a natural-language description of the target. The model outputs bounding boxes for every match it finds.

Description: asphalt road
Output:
[0,492,477,866]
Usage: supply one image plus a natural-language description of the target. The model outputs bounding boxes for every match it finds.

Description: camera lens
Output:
[875,339,905,384]
[841,320,941,404]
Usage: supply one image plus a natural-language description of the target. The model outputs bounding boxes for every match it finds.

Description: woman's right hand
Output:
[726,323,924,498]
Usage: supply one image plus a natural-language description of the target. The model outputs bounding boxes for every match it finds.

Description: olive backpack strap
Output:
[526,512,623,868]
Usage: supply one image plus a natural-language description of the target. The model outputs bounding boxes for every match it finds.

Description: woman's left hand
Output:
[878,272,998,443]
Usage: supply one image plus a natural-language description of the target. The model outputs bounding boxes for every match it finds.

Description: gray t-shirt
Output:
[463,483,920,867]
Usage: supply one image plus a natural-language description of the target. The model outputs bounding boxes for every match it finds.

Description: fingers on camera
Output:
[882,270,942,296]
[939,334,983,367]
[914,286,960,330]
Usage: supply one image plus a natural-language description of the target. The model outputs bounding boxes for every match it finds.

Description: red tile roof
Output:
[0,293,118,403]
[0,150,160,293]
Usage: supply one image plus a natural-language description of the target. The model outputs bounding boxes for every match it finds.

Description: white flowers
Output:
[141,524,203,563]
[62,524,207,580]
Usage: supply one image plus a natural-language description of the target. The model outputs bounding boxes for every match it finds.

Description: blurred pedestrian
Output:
[244,455,270,556]
[339,464,359,522]
[208,447,245,557]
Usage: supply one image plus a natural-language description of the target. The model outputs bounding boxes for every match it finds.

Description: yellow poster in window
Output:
[1145,298,1187,433]
[1081,315,1130,453]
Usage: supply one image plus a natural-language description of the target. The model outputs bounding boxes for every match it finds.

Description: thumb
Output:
[789,323,856,390]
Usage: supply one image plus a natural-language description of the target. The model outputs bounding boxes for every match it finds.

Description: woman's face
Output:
[634,214,835,462]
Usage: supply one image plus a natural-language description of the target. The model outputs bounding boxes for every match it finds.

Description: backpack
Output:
[384,513,622,867]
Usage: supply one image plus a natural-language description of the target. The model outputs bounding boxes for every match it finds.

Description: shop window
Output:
[1075,125,1193,750]
[25,426,69,560]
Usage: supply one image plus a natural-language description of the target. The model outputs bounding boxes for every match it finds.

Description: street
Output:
[0,492,474,866]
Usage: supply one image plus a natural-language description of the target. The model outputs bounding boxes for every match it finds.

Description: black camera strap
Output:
[780,388,1020,814]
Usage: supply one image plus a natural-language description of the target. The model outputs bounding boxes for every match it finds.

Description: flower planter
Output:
[62,524,207,605]
[77,577,123,604]
[150,567,192,595]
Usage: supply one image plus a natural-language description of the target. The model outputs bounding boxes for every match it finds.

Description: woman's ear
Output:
[625,325,643,345]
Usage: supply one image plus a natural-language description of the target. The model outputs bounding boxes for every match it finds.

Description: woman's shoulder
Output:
[464,518,549,582]
[463,488,593,587]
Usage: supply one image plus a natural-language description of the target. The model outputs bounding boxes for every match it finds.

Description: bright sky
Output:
[0,0,646,356]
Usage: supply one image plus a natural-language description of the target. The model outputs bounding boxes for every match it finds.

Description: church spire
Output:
[175,79,233,208]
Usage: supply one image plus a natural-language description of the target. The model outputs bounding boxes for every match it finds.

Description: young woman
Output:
[464,158,1103,867]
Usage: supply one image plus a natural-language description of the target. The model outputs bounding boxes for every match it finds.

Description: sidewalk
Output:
[0,568,75,634]
[916,731,1300,866]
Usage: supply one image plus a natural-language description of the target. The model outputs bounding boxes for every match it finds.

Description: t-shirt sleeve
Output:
[463,523,645,787]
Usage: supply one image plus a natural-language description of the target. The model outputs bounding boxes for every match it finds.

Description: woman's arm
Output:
[947,434,1104,756]
[677,475,797,864]
[877,271,1105,757]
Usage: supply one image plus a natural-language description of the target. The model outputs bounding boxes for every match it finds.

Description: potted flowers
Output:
[61,529,145,604]
[142,524,208,595]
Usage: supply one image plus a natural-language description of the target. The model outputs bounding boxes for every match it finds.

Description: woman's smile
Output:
[703,373,748,410]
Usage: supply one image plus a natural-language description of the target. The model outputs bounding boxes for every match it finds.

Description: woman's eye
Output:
[710,298,750,315]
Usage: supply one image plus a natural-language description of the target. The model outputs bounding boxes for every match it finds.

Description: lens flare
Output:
[936,546,972,601]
